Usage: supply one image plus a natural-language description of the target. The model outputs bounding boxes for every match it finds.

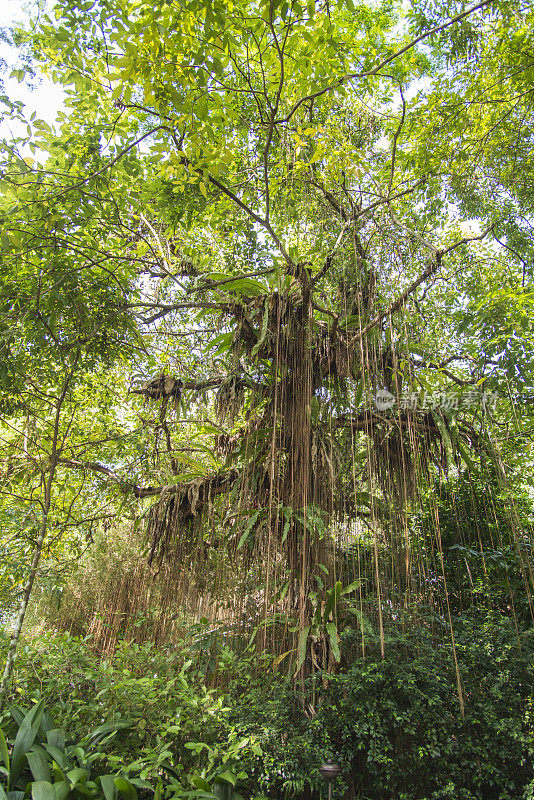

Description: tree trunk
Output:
[0,356,78,710]
[0,509,50,709]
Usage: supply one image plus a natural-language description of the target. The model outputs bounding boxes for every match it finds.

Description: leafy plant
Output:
[0,701,143,800]
[294,580,367,672]
[167,731,262,800]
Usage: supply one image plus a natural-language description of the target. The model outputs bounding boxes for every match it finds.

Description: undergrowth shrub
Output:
[0,632,238,786]
[226,612,534,800]
[2,611,534,800]
[317,612,534,800]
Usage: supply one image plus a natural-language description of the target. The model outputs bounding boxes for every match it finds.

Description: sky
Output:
[0,0,64,128]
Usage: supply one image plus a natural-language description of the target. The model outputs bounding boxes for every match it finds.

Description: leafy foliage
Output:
[0,700,142,800]
[3,613,534,800]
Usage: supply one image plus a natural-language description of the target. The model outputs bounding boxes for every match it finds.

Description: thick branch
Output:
[57,458,239,500]
[351,225,494,343]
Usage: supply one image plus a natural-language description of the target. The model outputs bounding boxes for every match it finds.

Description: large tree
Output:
[1,0,533,685]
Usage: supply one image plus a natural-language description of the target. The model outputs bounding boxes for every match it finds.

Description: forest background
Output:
[1,0,534,798]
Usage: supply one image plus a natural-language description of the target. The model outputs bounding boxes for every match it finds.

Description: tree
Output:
[1,0,533,687]
[0,116,141,699]
[408,0,534,282]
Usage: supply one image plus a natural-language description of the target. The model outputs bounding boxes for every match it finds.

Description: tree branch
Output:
[351,225,494,343]
[57,458,239,499]
[278,0,494,123]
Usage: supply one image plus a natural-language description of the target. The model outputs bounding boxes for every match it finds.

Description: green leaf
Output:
[353,608,375,636]
[340,580,360,596]
[26,750,51,783]
[99,775,117,800]
[41,745,69,772]
[251,300,270,357]
[214,772,236,786]
[203,332,233,357]
[67,768,88,787]
[11,701,46,786]
[190,778,211,791]
[237,511,260,550]
[324,581,342,620]
[296,625,310,670]
[38,714,55,741]
[53,782,69,800]
[46,730,65,752]
[114,777,137,800]
[0,728,10,776]
[127,780,152,791]
[185,794,219,800]
[281,517,291,544]
[326,622,340,662]
[31,781,56,800]
[89,720,132,743]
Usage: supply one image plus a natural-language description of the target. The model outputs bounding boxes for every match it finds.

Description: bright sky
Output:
[0,0,64,128]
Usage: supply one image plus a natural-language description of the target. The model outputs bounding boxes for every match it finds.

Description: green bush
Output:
[219,612,534,800]
[0,633,260,798]
[3,612,534,800]
[0,700,144,800]
[225,677,321,799]
[318,613,534,800]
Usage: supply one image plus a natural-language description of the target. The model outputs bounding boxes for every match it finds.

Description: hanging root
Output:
[146,471,239,565]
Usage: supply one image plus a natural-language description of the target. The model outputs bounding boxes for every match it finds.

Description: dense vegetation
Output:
[3,611,534,800]
[1,0,534,798]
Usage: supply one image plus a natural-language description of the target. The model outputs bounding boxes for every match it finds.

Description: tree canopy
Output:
[0,0,533,697]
